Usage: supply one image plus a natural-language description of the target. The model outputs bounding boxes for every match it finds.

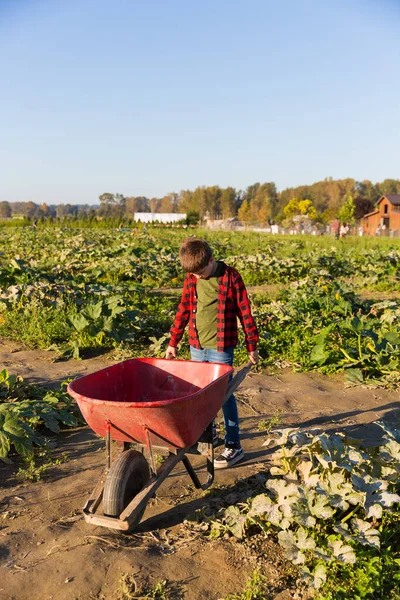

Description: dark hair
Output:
[179,238,213,273]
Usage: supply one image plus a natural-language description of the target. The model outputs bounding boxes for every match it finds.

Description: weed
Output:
[155,453,165,467]
[221,570,271,600]
[18,448,68,482]
[257,410,283,432]
[117,573,181,600]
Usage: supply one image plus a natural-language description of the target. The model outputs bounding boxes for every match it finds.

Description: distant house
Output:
[362,195,400,236]
[134,213,186,223]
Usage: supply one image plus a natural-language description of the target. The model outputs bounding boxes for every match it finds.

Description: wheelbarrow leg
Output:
[181,448,214,490]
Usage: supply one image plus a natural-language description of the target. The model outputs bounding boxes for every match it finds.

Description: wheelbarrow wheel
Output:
[102,450,150,523]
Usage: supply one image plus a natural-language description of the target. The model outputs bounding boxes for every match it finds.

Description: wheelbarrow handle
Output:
[223,361,253,402]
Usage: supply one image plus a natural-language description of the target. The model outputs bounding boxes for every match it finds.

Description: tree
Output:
[125,197,136,216]
[242,183,260,204]
[283,198,300,220]
[186,211,200,225]
[149,197,161,213]
[126,196,150,216]
[238,200,251,225]
[23,201,37,219]
[205,186,222,218]
[160,192,179,213]
[177,190,195,214]
[99,192,116,217]
[220,187,237,219]
[39,203,51,217]
[0,201,11,219]
[338,195,356,225]
[283,198,317,220]
[258,204,270,226]
[298,199,317,220]
[191,187,208,217]
[353,197,375,220]
[251,182,278,223]
[113,193,126,218]
[355,180,380,205]
[377,179,400,196]
[56,204,66,218]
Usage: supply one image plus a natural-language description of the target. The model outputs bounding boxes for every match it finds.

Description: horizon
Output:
[1,0,399,205]
[4,174,400,207]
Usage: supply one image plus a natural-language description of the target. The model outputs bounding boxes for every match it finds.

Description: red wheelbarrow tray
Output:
[67,357,233,450]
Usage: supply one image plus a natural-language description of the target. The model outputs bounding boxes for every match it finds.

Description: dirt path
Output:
[1,340,399,600]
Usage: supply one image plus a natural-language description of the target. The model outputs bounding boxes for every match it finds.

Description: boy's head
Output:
[179,238,214,278]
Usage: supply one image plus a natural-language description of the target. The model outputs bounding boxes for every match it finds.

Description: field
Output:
[1,227,400,599]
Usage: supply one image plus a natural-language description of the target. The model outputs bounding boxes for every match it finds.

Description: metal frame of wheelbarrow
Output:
[82,362,252,532]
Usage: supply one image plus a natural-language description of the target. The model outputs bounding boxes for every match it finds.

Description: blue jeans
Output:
[189,347,240,445]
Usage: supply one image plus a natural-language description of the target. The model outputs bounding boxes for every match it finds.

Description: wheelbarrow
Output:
[67,357,252,532]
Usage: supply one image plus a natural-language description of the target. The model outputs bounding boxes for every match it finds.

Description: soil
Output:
[1,338,399,600]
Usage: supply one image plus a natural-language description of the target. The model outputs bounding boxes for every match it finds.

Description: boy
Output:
[166,238,258,468]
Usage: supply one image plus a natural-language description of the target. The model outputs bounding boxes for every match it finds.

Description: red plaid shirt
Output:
[169,262,258,352]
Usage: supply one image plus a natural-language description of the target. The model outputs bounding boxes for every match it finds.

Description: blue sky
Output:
[1,0,399,205]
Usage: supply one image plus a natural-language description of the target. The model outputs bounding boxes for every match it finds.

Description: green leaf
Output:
[373,490,400,508]
[380,440,400,462]
[297,461,320,487]
[7,374,18,388]
[3,415,25,438]
[224,506,247,538]
[278,528,315,565]
[350,317,363,332]
[68,314,89,332]
[328,539,357,564]
[248,494,273,517]
[71,340,81,359]
[42,415,60,433]
[375,421,400,442]
[344,368,364,386]
[312,564,327,589]
[351,518,380,549]
[84,302,103,321]
[310,343,329,366]
[11,435,33,458]
[266,479,299,509]
[0,431,11,458]
[58,411,77,427]
[384,332,400,345]
[102,316,114,332]
[307,489,336,520]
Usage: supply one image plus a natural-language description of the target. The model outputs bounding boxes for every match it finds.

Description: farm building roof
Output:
[380,195,400,205]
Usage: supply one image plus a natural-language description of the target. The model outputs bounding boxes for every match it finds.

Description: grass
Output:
[0,303,70,349]
[17,448,69,482]
[221,570,273,600]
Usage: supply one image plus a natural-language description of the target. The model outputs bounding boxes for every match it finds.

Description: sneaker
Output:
[214,444,245,469]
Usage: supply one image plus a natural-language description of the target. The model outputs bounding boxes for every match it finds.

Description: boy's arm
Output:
[233,271,259,355]
[168,276,191,352]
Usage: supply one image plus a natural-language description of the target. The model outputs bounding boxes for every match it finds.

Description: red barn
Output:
[362,195,400,236]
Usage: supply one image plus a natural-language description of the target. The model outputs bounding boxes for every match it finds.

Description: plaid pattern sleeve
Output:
[231,269,259,352]
[169,265,258,352]
[169,275,192,348]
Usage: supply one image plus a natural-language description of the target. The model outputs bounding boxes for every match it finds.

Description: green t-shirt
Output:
[196,261,224,349]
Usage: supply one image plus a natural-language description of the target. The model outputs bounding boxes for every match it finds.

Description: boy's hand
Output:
[165,346,177,360]
[249,350,259,365]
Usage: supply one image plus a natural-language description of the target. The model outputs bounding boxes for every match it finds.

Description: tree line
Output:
[1,177,399,224]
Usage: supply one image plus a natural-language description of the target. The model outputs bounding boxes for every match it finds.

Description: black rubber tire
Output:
[102,450,150,522]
